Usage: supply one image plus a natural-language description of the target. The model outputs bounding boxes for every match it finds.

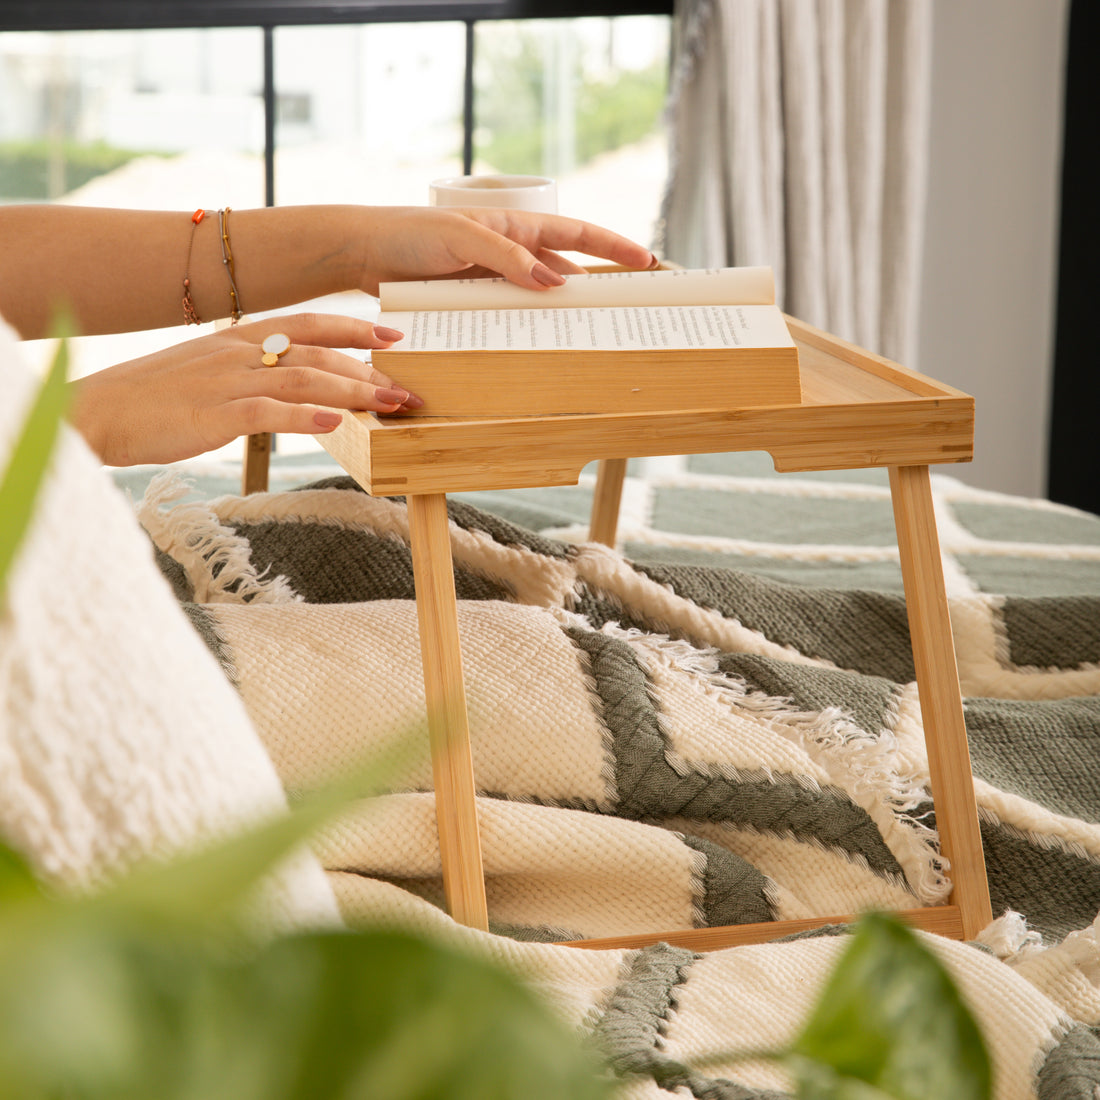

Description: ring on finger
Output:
[260,332,291,367]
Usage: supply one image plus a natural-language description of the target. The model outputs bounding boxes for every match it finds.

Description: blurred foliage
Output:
[0,139,161,200]
[0,334,69,609]
[651,913,992,1100]
[572,64,666,164]
[0,818,614,1100]
[0,819,994,1100]
[784,912,992,1100]
[473,25,666,177]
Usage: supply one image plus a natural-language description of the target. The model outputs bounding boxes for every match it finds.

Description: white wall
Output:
[916,0,1069,498]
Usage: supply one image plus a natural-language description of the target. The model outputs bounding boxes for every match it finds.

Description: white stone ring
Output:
[260,332,291,367]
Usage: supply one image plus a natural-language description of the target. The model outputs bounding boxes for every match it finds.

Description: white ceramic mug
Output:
[429,174,558,214]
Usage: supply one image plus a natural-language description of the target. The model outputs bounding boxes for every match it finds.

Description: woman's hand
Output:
[68,313,419,467]
[353,206,659,296]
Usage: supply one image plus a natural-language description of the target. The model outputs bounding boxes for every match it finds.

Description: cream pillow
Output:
[0,316,339,932]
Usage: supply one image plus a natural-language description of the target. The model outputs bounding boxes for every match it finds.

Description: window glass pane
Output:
[473,16,669,247]
[272,22,466,207]
[270,16,670,239]
[0,28,266,208]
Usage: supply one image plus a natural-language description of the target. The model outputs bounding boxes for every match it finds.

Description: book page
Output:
[378,303,794,352]
[378,266,775,313]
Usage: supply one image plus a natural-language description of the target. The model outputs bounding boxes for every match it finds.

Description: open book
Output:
[372,266,801,416]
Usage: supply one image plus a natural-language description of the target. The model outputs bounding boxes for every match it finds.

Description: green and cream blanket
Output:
[131,450,1100,1097]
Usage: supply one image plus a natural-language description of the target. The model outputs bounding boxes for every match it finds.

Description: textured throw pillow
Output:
[0,316,339,932]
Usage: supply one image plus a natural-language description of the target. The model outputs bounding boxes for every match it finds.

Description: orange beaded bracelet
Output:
[181,208,208,325]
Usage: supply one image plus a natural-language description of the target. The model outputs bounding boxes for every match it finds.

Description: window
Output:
[1,14,669,239]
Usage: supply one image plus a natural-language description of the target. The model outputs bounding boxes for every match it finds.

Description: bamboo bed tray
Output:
[311,315,991,951]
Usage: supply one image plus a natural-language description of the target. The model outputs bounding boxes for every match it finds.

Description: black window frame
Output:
[0,2,673,30]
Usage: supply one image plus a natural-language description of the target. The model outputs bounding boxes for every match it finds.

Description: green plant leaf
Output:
[101,789,349,931]
[786,1055,900,1100]
[0,753,612,1099]
[786,912,991,1100]
[0,842,40,907]
[0,909,160,1094]
[212,928,616,1100]
[0,905,616,1100]
[0,333,70,609]
[103,736,421,932]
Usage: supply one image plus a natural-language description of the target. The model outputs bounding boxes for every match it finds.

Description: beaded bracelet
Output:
[181,208,208,325]
[218,207,245,324]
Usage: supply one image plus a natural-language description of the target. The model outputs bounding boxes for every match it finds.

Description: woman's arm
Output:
[0,204,656,339]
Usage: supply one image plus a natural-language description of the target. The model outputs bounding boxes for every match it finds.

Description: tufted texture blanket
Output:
[130,450,1100,1097]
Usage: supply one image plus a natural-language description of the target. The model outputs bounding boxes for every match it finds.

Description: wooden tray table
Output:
[316,315,993,950]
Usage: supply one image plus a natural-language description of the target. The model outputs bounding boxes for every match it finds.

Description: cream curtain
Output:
[657,0,932,363]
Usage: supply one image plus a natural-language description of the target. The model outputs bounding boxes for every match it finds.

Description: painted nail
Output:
[531,262,566,287]
[374,325,404,341]
[401,392,425,410]
[313,411,342,429]
[376,387,410,405]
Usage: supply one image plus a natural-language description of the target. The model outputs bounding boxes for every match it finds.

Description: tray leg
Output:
[407,492,490,931]
[589,458,628,546]
[242,432,271,494]
[889,465,992,938]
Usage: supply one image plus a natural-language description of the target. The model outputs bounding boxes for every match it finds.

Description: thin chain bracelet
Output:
[218,206,245,324]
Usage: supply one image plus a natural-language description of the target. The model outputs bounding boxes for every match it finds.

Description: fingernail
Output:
[647,252,661,269]
[374,325,404,341]
[401,392,425,410]
[313,411,342,430]
[376,387,409,405]
[531,262,566,287]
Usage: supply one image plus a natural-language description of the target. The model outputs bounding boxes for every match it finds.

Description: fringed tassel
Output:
[136,472,300,605]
